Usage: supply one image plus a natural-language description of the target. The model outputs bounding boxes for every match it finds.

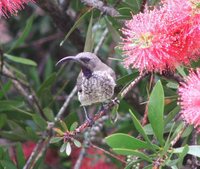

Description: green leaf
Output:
[32,114,47,130]
[0,100,24,112]
[66,142,72,156]
[37,73,57,96]
[0,114,7,129]
[0,160,17,169]
[105,18,121,43]
[176,66,187,77]
[50,137,63,144]
[43,107,54,121]
[26,127,39,140]
[59,120,69,132]
[170,122,184,142]
[60,10,91,46]
[0,81,12,99]
[166,82,179,89]
[113,148,152,162]
[7,120,26,137]
[174,145,200,158]
[70,122,78,131]
[165,106,180,125]
[129,109,159,151]
[148,80,164,145]
[117,72,138,86]
[73,139,81,148]
[60,142,67,153]
[7,15,35,53]
[4,54,37,66]
[105,133,150,150]
[167,145,189,166]
[84,12,94,52]
[15,143,26,169]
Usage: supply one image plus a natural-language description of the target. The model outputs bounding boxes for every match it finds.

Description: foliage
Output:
[0,0,200,169]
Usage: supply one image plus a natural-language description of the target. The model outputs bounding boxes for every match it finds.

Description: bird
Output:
[56,52,116,124]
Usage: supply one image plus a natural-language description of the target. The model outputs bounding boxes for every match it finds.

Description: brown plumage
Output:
[56,52,116,123]
[56,52,116,106]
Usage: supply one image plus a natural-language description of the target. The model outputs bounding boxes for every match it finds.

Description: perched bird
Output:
[56,52,116,123]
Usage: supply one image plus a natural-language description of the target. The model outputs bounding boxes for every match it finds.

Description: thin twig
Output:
[74,146,86,169]
[37,0,84,51]
[121,73,147,99]
[80,0,120,17]
[23,86,77,169]
[55,86,77,121]
[1,64,47,120]
[191,130,200,167]
[91,143,127,164]
[65,74,146,137]
[23,135,48,169]
[94,28,109,55]
[141,74,154,126]
[74,131,90,169]
[170,123,187,147]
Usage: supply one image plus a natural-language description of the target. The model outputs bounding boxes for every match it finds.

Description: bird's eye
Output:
[80,57,90,63]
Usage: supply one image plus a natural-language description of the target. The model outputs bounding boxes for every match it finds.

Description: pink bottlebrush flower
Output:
[121,0,200,73]
[0,0,34,18]
[162,0,200,53]
[178,69,200,132]
[121,8,189,73]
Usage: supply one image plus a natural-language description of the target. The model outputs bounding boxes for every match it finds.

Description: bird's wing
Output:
[76,72,83,92]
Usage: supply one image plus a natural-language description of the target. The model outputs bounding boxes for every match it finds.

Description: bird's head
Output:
[56,52,102,71]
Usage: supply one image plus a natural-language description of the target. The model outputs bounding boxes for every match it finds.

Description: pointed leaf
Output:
[50,137,63,144]
[15,143,26,168]
[70,122,78,131]
[148,80,164,145]
[84,12,94,52]
[66,142,72,156]
[0,100,24,112]
[105,133,150,150]
[113,148,152,162]
[32,114,47,130]
[174,145,200,158]
[105,18,121,43]
[129,109,159,151]
[60,10,91,46]
[8,15,34,53]
[73,139,81,148]
[37,73,57,96]
[59,120,69,132]
[4,54,37,66]
[0,161,17,169]
[60,142,67,153]
[43,107,54,121]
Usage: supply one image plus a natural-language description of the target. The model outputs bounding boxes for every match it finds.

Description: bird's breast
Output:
[77,71,116,106]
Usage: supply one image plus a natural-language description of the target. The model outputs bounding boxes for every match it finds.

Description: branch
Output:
[170,123,187,147]
[1,64,47,120]
[23,86,77,169]
[94,28,109,55]
[74,131,90,169]
[65,73,147,137]
[120,73,148,99]
[91,143,126,164]
[37,0,84,51]
[80,0,120,17]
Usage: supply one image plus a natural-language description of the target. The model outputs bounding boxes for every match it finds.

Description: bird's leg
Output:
[83,106,94,126]
[100,103,106,111]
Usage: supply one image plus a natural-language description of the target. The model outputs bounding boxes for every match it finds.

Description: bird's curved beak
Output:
[55,56,77,66]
